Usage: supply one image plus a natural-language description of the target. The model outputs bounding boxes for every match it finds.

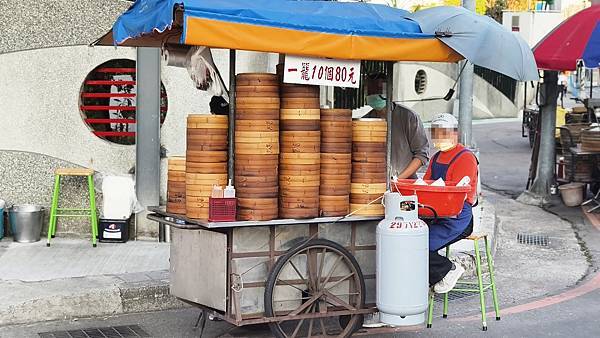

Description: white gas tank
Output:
[376,192,429,326]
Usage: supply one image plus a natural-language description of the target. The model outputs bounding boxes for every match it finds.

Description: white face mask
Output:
[432,139,456,152]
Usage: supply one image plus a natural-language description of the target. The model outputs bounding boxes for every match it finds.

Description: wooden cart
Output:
[148,208,386,337]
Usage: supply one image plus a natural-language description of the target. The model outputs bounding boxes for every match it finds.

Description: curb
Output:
[0,270,186,327]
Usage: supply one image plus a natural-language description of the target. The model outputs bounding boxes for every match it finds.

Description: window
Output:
[511,16,520,32]
[79,59,168,145]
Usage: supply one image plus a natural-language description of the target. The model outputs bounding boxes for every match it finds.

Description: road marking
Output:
[453,272,600,322]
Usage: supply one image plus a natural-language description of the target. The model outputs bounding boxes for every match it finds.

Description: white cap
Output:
[431,113,458,129]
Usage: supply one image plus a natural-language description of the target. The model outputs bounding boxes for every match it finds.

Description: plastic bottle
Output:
[224,179,236,198]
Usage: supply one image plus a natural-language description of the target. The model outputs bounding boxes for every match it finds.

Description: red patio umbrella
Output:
[533,5,600,71]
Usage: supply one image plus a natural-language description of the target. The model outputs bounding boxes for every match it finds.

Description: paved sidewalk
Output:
[0,238,181,326]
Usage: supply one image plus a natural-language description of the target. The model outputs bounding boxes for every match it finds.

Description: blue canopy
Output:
[109,0,462,62]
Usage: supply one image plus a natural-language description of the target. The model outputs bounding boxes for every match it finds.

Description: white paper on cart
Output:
[101,175,143,220]
[430,178,446,186]
[456,176,471,187]
[414,178,428,186]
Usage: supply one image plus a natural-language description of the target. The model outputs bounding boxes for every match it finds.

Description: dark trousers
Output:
[429,220,474,286]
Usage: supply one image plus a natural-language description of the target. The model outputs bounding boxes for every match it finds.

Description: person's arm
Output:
[400,111,429,178]
[397,158,423,179]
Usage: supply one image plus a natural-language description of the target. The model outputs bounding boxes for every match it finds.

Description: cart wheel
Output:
[264,239,365,338]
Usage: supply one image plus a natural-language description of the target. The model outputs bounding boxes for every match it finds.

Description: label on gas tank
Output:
[389,220,426,229]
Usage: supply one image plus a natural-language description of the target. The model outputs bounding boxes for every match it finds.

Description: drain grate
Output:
[517,233,549,246]
[39,325,149,338]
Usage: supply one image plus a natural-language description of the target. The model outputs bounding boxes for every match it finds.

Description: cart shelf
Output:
[147,206,382,229]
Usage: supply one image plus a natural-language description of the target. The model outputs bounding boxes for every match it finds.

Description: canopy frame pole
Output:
[135,47,162,239]
[590,69,594,99]
[229,50,236,182]
[458,0,475,147]
[385,61,394,190]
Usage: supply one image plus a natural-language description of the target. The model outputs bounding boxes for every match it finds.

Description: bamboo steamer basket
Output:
[280,120,321,131]
[186,162,228,174]
[352,143,386,153]
[353,162,388,172]
[279,163,321,171]
[186,173,227,183]
[280,142,320,153]
[238,198,278,210]
[235,169,278,177]
[322,120,352,129]
[186,151,228,164]
[350,203,384,216]
[281,91,320,98]
[281,84,320,94]
[235,154,279,162]
[236,79,279,87]
[281,100,320,109]
[235,120,279,132]
[280,186,320,197]
[319,195,350,216]
[236,97,280,105]
[235,142,279,155]
[238,208,279,221]
[351,183,386,195]
[167,157,186,214]
[319,186,350,197]
[236,84,279,93]
[186,143,228,151]
[352,152,386,163]
[280,131,320,142]
[236,109,280,120]
[280,109,321,120]
[237,187,279,198]
[279,208,319,219]
[187,114,228,125]
[168,156,186,170]
[321,143,352,153]
[280,153,320,165]
[320,153,351,164]
[320,109,352,121]
[352,118,387,130]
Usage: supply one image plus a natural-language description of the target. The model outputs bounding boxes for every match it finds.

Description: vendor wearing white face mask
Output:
[424,113,478,294]
[363,73,429,179]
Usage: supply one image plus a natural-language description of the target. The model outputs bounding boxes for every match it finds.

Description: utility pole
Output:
[458,0,475,147]
[525,71,559,204]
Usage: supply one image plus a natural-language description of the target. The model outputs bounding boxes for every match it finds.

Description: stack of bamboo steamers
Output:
[234,73,280,221]
[166,157,186,214]
[319,109,352,216]
[351,118,387,216]
[185,115,229,219]
[279,84,321,219]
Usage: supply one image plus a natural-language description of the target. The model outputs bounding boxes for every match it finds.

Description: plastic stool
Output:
[47,168,98,247]
[427,233,500,331]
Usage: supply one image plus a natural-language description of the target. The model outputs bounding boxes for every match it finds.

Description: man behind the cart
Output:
[425,113,478,293]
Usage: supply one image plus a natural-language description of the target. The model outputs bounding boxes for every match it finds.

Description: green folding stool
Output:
[427,234,500,331]
[47,168,99,247]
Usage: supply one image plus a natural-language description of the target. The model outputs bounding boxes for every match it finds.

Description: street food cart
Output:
[96,1,537,336]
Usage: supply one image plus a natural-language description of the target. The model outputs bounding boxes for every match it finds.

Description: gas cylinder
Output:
[376,192,429,326]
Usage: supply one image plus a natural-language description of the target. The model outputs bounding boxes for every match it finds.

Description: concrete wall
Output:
[0,0,272,238]
[393,62,522,122]
[502,11,564,47]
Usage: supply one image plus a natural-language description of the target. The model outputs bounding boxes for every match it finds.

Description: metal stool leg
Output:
[47,174,61,247]
[427,292,435,328]
[87,175,98,247]
[474,239,487,331]
[485,236,501,321]
[443,246,450,318]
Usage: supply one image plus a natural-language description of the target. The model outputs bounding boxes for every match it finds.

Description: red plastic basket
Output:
[209,198,237,222]
[391,179,471,218]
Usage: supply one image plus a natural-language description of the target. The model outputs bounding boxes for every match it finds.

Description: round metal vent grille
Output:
[414,69,427,95]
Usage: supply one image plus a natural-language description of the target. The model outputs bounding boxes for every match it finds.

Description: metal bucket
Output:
[8,205,45,243]
[558,183,585,207]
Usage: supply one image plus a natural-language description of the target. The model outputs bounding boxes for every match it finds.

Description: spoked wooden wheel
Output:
[265,239,365,338]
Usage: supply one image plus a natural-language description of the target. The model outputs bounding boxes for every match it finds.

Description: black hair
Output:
[210,96,229,115]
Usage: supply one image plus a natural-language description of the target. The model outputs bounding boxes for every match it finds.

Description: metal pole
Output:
[385,61,394,189]
[135,47,161,239]
[529,71,559,201]
[228,50,236,182]
[458,0,475,147]
[590,69,594,99]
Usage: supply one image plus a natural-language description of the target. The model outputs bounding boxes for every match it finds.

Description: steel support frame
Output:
[135,47,162,238]
[458,0,475,147]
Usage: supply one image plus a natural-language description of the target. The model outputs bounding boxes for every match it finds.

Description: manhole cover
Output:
[517,233,549,246]
[39,325,149,338]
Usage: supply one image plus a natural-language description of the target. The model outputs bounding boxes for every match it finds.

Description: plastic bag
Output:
[187,47,228,100]
[101,175,143,219]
